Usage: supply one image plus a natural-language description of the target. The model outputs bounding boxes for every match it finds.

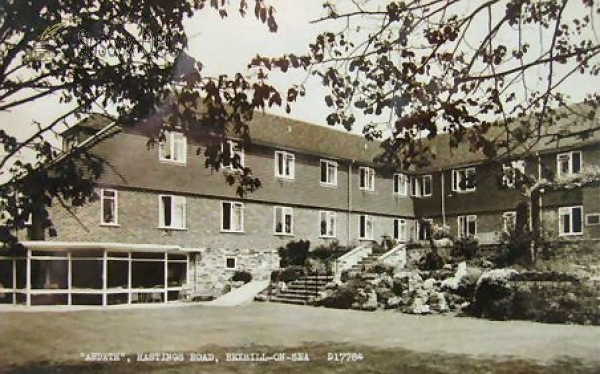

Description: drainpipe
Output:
[537,152,543,229]
[440,168,446,226]
[348,160,354,246]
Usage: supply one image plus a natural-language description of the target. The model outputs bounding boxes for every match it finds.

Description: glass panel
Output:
[233,204,243,231]
[328,165,336,184]
[573,208,582,233]
[328,214,336,237]
[222,203,231,230]
[320,162,327,182]
[284,212,292,234]
[561,212,570,234]
[161,196,172,227]
[72,259,102,289]
[320,212,327,236]
[275,207,282,233]
[107,260,128,289]
[31,260,68,290]
[572,152,581,173]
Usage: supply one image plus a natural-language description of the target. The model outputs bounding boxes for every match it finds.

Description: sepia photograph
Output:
[1,1,599,373]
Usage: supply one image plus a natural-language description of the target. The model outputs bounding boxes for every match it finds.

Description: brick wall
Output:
[46,188,413,249]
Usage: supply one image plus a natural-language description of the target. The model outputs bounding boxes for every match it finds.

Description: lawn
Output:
[1,303,599,373]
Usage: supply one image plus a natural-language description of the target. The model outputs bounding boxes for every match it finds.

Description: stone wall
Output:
[189,248,279,296]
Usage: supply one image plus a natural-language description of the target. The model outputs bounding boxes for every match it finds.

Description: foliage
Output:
[253,1,600,171]
[231,270,253,284]
[432,224,453,241]
[0,0,285,246]
[418,250,446,271]
[310,240,348,261]
[365,261,395,276]
[452,236,479,261]
[315,278,367,309]
[278,240,310,267]
[271,266,305,283]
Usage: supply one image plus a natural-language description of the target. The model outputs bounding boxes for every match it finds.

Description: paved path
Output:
[208,280,269,306]
[0,303,599,366]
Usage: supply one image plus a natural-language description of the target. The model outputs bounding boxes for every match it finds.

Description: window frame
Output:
[359,166,375,191]
[556,151,582,177]
[558,206,583,236]
[222,140,245,171]
[411,175,433,197]
[159,131,187,164]
[319,210,337,238]
[221,201,244,233]
[585,213,600,226]
[320,159,338,186]
[225,257,237,269]
[415,218,432,241]
[393,173,408,196]
[358,214,374,240]
[100,189,119,226]
[393,218,407,241]
[158,195,187,230]
[457,215,477,238]
[274,150,295,179]
[273,206,294,235]
[451,167,476,193]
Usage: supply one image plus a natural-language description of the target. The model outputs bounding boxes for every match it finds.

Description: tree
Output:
[251,0,600,169]
[0,0,289,245]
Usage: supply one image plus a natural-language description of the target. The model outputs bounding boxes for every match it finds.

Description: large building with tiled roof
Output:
[1,102,599,307]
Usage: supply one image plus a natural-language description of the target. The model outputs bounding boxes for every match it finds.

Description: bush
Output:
[418,250,445,271]
[278,240,310,267]
[452,236,479,260]
[274,266,305,283]
[366,261,395,276]
[231,270,252,284]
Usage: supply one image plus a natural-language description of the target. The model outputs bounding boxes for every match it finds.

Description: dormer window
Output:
[159,131,187,164]
[222,140,244,171]
[452,167,476,192]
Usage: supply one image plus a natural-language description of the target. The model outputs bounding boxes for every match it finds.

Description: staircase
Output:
[349,253,380,273]
[258,274,334,305]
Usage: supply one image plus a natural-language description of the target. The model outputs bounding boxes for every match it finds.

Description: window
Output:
[359,215,374,240]
[393,219,407,241]
[274,206,293,235]
[559,206,583,236]
[222,201,244,232]
[452,167,476,192]
[159,131,187,164]
[275,151,295,179]
[415,219,432,241]
[502,160,525,188]
[359,167,375,191]
[320,211,337,238]
[222,140,244,170]
[225,257,237,269]
[458,215,477,237]
[411,175,432,197]
[502,211,517,232]
[100,189,118,225]
[159,195,186,229]
[586,213,600,226]
[556,151,582,177]
[320,160,338,186]
[393,173,408,196]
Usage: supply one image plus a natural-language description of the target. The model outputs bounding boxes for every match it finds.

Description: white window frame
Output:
[458,215,477,237]
[159,131,187,164]
[393,173,408,196]
[222,140,245,171]
[225,257,237,269]
[359,166,375,191]
[556,151,582,177]
[274,151,295,179]
[158,195,186,230]
[221,201,244,233]
[393,218,407,241]
[585,213,600,226]
[358,214,374,240]
[502,211,517,232]
[100,189,118,226]
[502,160,525,188]
[558,206,583,236]
[411,175,432,197]
[451,167,476,192]
[320,160,338,186]
[273,206,294,235]
[319,211,337,238]
[415,218,432,241]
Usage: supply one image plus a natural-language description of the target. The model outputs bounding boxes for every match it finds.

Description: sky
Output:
[1,1,599,155]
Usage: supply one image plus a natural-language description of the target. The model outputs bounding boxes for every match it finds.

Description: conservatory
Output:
[0,241,189,307]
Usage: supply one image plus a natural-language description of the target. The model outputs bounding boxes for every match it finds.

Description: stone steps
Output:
[256,273,333,306]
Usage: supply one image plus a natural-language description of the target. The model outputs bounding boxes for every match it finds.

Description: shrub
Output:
[452,236,479,260]
[316,287,357,309]
[231,270,252,284]
[277,266,305,283]
[366,261,395,276]
[418,250,445,271]
[278,240,310,267]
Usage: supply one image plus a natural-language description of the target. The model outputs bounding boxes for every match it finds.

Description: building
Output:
[1,103,599,307]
